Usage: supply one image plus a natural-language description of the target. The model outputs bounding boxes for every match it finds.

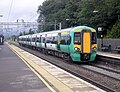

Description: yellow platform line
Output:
[8,43,73,92]
[8,44,56,92]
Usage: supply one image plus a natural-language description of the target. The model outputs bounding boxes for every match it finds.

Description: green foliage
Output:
[37,0,120,38]
[18,28,35,36]
[11,35,18,41]
[19,32,23,36]
[107,20,120,38]
[28,28,35,34]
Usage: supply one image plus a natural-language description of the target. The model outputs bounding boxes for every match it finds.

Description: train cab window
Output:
[74,32,81,44]
[91,32,97,44]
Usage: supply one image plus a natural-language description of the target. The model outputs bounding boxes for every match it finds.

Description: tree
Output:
[107,19,120,38]
[28,28,35,34]
[19,32,23,36]
[37,0,120,38]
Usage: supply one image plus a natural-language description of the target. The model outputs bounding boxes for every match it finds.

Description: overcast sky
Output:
[0,0,45,22]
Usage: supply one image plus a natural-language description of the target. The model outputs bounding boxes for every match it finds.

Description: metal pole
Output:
[101,35,103,48]
[54,20,57,30]
[59,22,61,30]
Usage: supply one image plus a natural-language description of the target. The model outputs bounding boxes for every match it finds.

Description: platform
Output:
[6,43,105,92]
[97,51,120,59]
[0,44,54,92]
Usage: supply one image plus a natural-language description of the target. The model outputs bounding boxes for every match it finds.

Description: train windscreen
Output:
[74,32,81,44]
[91,32,97,44]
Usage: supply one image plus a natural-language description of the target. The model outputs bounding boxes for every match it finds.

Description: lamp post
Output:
[54,20,61,30]
[59,22,61,30]
[93,10,98,13]
[17,19,25,35]
[98,27,103,47]
[93,11,104,48]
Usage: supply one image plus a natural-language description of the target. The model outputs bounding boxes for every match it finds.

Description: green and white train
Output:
[18,26,97,62]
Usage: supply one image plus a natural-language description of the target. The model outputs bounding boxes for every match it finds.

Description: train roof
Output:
[37,26,96,34]
[19,26,96,38]
[39,27,72,35]
[33,26,96,35]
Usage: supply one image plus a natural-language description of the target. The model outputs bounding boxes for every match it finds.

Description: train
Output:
[0,35,4,45]
[18,26,97,62]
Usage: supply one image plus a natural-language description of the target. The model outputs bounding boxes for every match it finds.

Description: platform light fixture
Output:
[93,10,98,13]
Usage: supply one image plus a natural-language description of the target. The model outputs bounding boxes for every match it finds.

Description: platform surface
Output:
[97,51,120,59]
[7,43,105,92]
[0,44,52,92]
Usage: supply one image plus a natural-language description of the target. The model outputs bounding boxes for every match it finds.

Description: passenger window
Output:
[43,38,45,43]
[60,35,70,45]
[46,37,52,43]
[41,37,45,43]
[36,37,39,42]
[52,36,58,44]
[67,36,71,45]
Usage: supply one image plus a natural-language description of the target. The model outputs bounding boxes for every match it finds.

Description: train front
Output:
[70,26,97,62]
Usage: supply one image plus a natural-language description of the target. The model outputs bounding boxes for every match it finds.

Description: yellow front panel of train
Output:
[83,32,90,53]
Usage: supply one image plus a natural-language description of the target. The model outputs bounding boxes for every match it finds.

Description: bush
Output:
[109,20,120,38]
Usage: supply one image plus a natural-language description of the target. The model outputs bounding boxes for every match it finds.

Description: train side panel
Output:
[59,31,71,53]
[46,33,58,51]
[36,33,42,48]
[18,26,97,62]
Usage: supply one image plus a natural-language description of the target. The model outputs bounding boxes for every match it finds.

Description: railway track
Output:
[88,63,120,74]
[96,55,120,66]
[9,41,120,92]
[81,64,120,81]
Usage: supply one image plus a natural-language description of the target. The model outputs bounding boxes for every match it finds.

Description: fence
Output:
[97,39,120,51]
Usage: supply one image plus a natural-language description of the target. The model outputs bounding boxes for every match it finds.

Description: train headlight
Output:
[74,47,81,52]
[74,47,78,51]
[92,46,97,52]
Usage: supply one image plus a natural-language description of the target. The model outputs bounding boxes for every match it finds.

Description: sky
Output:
[0,0,45,22]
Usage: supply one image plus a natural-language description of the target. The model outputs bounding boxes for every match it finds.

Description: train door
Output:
[57,33,61,50]
[80,30,91,61]
[82,30,91,53]
[35,35,37,47]
[60,32,70,53]
[45,34,47,48]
